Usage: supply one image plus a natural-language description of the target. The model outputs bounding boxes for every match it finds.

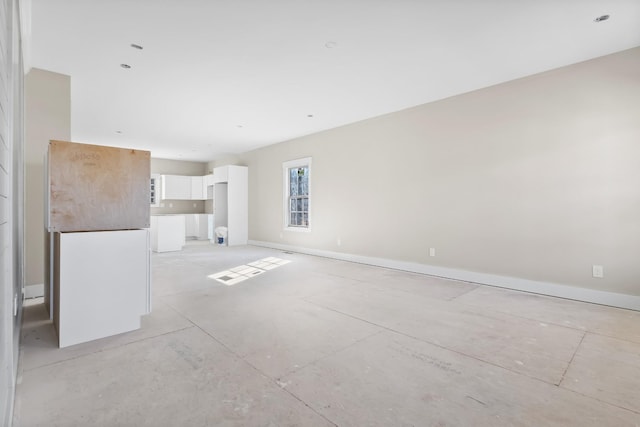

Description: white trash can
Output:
[214,226,228,245]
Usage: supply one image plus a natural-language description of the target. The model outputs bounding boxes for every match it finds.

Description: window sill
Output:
[284,226,311,233]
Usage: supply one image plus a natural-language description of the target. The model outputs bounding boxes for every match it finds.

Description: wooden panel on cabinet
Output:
[48,140,150,232]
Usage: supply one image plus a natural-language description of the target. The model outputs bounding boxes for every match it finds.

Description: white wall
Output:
[1,0,26,423]
[25,68,71,288]
[241,47,640,298]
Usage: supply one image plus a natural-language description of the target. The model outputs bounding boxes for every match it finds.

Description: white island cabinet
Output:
[150,215,186,252]
[46,141,152,348]
[54,230,151,348]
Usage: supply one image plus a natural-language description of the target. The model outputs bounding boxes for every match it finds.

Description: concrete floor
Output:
[13,243,640,426]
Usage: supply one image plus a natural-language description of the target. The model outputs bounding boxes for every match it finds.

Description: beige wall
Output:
[151,158,207,176]
[239,47,640,296]
[207,154,244,172]
[150,158,208,215]
[25,69,71,286]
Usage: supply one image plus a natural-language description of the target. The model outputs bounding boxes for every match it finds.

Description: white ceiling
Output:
[29,0,640,161]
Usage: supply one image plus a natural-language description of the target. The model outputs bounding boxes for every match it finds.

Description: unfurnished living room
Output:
[1,1,640,426]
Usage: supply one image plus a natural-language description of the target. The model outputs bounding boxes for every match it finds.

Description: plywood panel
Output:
[48,140,150,231]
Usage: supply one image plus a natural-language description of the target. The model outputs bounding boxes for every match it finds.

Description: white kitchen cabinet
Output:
[204,174,214,200]
[191,176,204,200]
[185,214,197,239]
[208,215,215,241]
[185,214,212,240]
[161,175,191,200]
[54,229,151,348]
[213,166,228,183]
[150,215,186,252]
[213,165,248,246]
[161,175,207,200]
[196,214,210,240]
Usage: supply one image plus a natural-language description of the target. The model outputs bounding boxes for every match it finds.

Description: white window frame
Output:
[283,157,312,232]
[150,173,160,207]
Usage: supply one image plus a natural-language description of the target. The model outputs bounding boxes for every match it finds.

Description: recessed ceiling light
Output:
[307,114,314,118]
[120,64,131,69]
[594,14,610,22]
[237,125,243,128]
[325,41,337,48]
[130,43,143,50]
[115,130,123,134]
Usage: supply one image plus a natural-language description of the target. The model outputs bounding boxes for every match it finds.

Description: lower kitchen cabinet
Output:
[53,229,151,348]
[150,215,186,252]
[185,214,212,241]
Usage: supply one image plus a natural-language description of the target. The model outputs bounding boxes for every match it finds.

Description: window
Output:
[283,158,311,231]
[150,174,160,207]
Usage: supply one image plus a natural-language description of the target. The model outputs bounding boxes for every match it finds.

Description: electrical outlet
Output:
[193,203,197,208]
[429,247,436,257]
[169,203,173,208]
[592,265,604,278]
[279,232,283,239]
[337,237,341,246]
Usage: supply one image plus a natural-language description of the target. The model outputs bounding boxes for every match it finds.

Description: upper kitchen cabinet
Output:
[213,166,228,184]
[191,176,204,200]
[161,174,207,200]
[161,175,191,200]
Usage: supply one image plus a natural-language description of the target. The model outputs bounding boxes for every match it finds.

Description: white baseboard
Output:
[24,283,44,299]
[249,240,640,312]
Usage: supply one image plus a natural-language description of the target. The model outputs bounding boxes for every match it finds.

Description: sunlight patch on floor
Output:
[208,257,291,285]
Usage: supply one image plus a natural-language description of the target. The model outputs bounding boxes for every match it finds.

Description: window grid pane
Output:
[287,164,310,228]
